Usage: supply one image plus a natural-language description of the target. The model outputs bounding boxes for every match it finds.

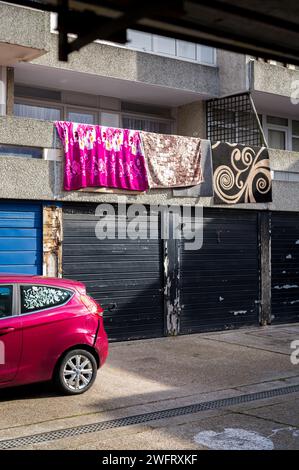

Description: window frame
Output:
[121,111,175,134]
[66,106,98,125]
[0,284,17,320]
[126,28,217,66]
[14,95,175,134]
[261,114,298,151]
[18,284,74,317]
[291,120,299,152]
[14,96,125,128]
[100,110,121,128]
[267,126,288,150]
[13,97,63,122]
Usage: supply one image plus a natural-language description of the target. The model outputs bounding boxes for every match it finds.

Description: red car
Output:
[0,275,108,395]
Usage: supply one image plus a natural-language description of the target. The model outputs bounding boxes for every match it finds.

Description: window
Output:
[14,86,175,134]
[261,115,299,151]
[177,40,196,60]
[267,116,288,127]
[126,29,216,65]
[127,29,152,51]
[197,45,215,65]
[292,120,299,152]
[0,145,42,159]
[153,35,176,56]
[101,112,120,128]
[121,101,174,134]
[21,285,72,314]
[14,102,61,121]
[67,110,96,125]
[0,286,13,319]
[122,115,173,134]
[268,129,286,150]
[263,114,288,150]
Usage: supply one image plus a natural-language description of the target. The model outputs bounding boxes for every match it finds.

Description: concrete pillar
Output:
[0,66,7,116]
[217,50,249,96]
[259,212,272,325]
[43,205,63,278]
[6,67,14,116]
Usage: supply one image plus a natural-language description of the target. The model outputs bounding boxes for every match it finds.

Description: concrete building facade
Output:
[0,3,299,340]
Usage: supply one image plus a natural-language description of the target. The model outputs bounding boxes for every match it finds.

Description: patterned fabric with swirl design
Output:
[141,132,203,188]
[55,121,149,191]
[212,142,272,204]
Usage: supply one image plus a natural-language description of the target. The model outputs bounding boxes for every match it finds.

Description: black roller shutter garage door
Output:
[180,208,260,334]
[63,204,164,341]
[271,212,299,324]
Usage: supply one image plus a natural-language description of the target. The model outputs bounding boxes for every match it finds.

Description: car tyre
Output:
[55,349,97,395]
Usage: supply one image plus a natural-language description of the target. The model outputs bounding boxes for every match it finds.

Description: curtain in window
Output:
[67,111,95,125]
[14,103,61,121]
[122,116,172,134]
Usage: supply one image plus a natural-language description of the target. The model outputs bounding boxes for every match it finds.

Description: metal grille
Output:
[207,93,265,146]
[1,383,299,449]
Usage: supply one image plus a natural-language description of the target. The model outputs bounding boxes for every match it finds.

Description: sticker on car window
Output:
[21,286,71,313]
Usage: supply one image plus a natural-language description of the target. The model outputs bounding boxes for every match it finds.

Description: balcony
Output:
[17,28,219,106]
[0,115,298,212]
[0,3,48,65]
[250,60,299,100]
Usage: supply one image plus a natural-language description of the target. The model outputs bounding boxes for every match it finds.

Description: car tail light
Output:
[80,295,104,316]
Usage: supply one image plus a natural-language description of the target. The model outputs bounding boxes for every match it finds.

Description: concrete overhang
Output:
[252,91,299,119]
[15,62,217,106]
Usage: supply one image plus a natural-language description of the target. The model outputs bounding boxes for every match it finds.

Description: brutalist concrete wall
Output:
[0,116,57,148]
[217,50,249,96]
[32,34,219,97]
[176,101,206,138]
[252,61,299,98]
[0,3,48,51]
[1,148,299,212]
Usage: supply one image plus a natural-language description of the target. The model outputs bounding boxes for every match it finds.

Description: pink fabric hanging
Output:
[55,121,149,192]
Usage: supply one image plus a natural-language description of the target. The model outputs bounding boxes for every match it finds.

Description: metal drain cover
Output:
[1,383,299,449]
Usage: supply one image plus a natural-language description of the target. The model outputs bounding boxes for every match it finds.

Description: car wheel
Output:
[55,349,97,395]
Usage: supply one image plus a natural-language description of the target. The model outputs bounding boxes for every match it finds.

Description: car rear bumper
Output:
[94,317,109,367]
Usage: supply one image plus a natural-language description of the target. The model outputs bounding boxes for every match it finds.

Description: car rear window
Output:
[0,286,13,318]
[21,285,72,314]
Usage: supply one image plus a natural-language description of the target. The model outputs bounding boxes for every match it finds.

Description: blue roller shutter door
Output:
[0,203,42,275]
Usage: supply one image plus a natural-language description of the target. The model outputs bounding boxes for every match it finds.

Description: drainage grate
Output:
[1,383,299,449]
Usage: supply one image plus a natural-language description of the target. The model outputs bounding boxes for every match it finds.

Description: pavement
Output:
[0,323,299,450]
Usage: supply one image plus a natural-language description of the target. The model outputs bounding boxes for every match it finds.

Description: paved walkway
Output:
[0,324,299,449]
